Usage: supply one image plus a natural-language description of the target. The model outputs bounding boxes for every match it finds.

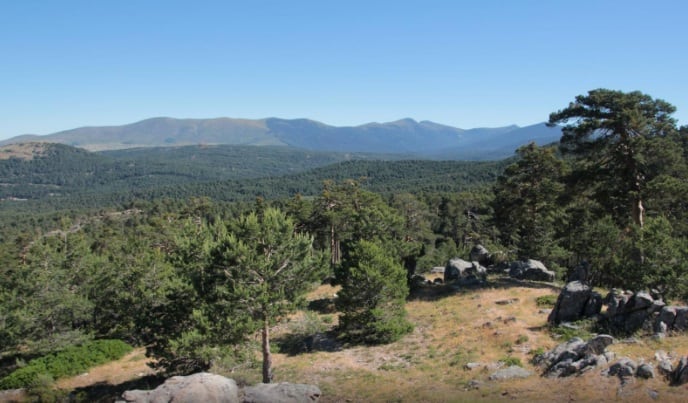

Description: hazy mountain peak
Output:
[0,117,562,159]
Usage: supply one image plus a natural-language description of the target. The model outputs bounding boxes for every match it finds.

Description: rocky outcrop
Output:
[548,281,603,324]
[118,373,321,403]
[120,373,240,403]
[534,335,615,378]
[508,259,555,282]
[605,289,665,334]
[444,258,486,284]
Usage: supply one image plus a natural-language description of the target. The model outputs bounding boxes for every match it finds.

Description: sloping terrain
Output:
[0,143,506,212]
[47,279,688,402]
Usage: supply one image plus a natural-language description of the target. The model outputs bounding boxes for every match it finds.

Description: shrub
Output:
[336,240,413,345]
[499,356,522,367]
[0,340,132,390]
[535,294,558,308]
[549,320,594,341]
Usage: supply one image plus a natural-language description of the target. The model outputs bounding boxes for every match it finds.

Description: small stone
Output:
[658,360,673,378]
[646,389,659,400]
[466,380,483,390]
[488,365,532,381]
[636,363,655,379]
[464,362,481,371]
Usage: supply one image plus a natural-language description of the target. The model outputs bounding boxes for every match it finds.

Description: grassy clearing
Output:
[34,277,688,402]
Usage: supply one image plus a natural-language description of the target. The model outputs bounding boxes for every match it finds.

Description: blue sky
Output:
[1,0,686,140]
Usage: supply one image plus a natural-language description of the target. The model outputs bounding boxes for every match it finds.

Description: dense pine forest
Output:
[1,89,688,398]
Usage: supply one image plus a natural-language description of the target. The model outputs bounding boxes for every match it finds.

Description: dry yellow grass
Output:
[48,278,688,402]
[258,278,688,402]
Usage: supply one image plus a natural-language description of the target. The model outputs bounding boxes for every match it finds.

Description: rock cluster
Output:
[601,358,655,382]
[605,289,666,334]
[444,258,486,284]
[535,335,615,378]
[118,373,321,403]
[508,259,555,282]
[535,336,688,386]
[654,305,688,335]
[547,282,688,337]
[654,352,688,385]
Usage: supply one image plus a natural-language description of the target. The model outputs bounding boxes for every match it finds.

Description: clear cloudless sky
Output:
[1,0,686,140]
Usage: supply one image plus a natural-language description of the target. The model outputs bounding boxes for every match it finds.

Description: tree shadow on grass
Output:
[307,297,337,314]
[68,374,166,403]
[408,275,562,302]
[274,330,343,357]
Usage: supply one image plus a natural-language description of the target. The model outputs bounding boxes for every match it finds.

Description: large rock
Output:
[120,373,240,403]
[444,258,486,284]
[548,281,602,324]
[509,259,555,282]
[243,382,322,403]
[469,244,490,266]
[118,374,321,403]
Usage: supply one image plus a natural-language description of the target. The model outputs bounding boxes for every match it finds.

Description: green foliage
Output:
[499,356,523,367]
[150,207,323,379]
[529,347,546,361]
[550,88,677,228]
[336,240,413,344]
[549,320,595,341]
[492,143,567,264]
[515,334,529,345]
[24,372,68,402]
[0,146,505,213]
[535,295,558,308]
[0,339,132,390]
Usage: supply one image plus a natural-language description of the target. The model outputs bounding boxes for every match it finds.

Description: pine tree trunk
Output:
[262,316,272,383]
[632,197,645,228]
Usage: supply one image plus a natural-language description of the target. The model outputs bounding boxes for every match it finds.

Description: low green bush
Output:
[549,319,595,341]
[535,294,558,308]
[0,340,132,390]
[499,356,522,367]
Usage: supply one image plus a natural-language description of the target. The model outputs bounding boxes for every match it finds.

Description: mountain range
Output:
[0,117,562,160]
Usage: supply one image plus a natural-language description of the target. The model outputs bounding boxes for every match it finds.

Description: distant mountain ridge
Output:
[1,117,562,159]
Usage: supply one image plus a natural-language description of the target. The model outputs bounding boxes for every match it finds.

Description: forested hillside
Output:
[0,143,506,216]
[0,143,405,201]
[1,89,687,401]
